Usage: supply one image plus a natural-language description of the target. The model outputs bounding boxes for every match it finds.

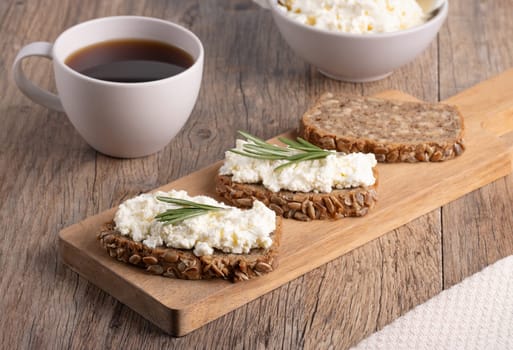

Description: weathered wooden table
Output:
[1,0,512,348]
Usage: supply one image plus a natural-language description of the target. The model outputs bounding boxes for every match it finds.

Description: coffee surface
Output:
[65,39,194,83]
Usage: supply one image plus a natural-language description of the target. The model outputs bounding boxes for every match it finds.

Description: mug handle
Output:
[12,42,64,112]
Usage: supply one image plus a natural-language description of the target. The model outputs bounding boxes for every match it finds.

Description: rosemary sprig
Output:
[155,196,226,225]
[229,131,331,170]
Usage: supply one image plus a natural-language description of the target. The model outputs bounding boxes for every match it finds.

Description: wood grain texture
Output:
[438,0,513,289]
[58,82,513,336]
[1,0,512,348]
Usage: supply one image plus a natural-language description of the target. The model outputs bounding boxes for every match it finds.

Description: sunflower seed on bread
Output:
[215,168,378,221]
[300,93,465,163]
[98,217,282,282]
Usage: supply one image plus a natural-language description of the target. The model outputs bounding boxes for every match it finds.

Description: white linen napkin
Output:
[352,254,513,350]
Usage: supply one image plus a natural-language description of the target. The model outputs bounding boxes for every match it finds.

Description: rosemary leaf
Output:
[229,149,284,160]
[231,130,332,170]
[296,137,323,149]
[156,196,223,210]
[274,153,329,171]
[155,196,226,225]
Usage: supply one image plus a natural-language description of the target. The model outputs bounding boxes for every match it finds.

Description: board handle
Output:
[376,80,513,155]
[444,68,513,141]
[383,69,513,151]
[477,108,513,138]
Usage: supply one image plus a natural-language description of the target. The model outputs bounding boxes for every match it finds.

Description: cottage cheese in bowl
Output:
[265,0,447,81]
[277,0,426,34]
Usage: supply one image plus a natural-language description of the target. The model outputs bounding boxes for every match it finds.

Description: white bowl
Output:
[267,1,448,82]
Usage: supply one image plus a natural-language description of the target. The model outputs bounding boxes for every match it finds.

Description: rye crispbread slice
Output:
[215,169,378,221]
[97,217,282,282]
[300,93,465,162]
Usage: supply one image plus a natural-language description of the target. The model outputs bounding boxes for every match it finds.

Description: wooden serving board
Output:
[59,69,513,336]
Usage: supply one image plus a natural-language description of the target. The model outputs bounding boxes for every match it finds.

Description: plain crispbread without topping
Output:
[300,93,465,162]
[98,217,282,282]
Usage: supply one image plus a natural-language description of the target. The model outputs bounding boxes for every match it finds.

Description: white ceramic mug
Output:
[12,16,204,158]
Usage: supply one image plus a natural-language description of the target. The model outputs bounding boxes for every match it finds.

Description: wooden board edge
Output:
[174,150,513,333]
[58,231,188,336]
[57,134,513,336]
[56,85,513,336]
[500,131,513,173]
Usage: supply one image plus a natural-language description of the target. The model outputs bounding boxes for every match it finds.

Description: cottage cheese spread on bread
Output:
[219,139,377,193]
[114,190,276,256]
[278,0,425,34]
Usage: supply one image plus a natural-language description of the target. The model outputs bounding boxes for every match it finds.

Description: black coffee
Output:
[65,39,194,83]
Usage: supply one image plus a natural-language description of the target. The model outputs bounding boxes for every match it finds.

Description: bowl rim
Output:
[268,0,448,38]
